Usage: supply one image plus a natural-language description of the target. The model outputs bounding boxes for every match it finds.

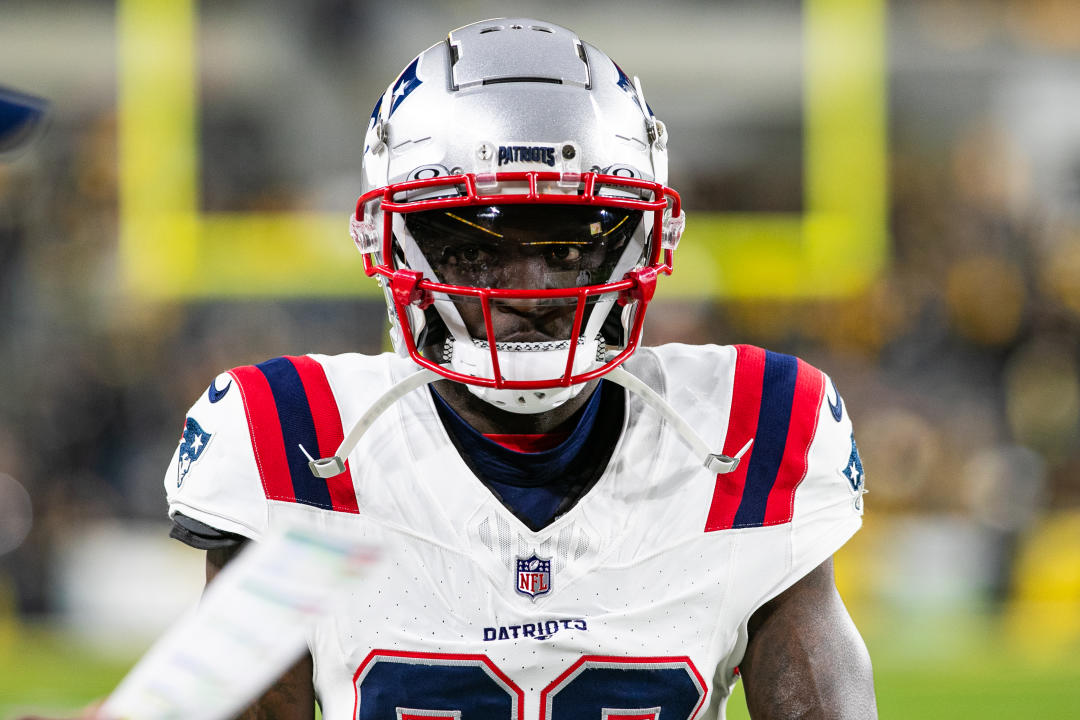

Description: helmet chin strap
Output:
[305,367,752,480]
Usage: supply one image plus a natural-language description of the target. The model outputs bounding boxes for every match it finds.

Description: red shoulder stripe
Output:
[704,345,765,532]
[289,355,359,514]
[229,365,295,503]
[761,358,825,525]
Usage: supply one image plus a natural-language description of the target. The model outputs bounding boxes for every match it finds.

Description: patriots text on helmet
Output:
[497,145,557,167]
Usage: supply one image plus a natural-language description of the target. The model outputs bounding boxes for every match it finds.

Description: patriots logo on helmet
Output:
[613,62,652,116]
[388,57,422,117]
[516,554,552,599]
[368,94,383,129]
[177,417,212,488]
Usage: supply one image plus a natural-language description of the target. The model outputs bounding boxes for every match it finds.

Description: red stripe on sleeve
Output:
[705,345,766,532]
[229,365,295,503]
[288,355,359,514]
[761,359,825,525]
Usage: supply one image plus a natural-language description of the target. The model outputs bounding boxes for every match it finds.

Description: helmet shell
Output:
[362,18,667,197]
[355,18,679,414]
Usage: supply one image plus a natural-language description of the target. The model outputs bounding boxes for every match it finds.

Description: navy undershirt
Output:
[431,381,624,530]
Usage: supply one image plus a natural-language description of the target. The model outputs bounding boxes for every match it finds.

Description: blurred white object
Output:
[0,472,32,556]
[100,524,381,720]
[878,516,998,608]
[963,445,1046,533]
[54,521,204,649]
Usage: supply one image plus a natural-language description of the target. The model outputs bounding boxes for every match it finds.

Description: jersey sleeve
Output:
[711,348,866,682]
[703,345,863,548]
[724,349,864,588]
[163,370,270,541]
[788,370,864,575]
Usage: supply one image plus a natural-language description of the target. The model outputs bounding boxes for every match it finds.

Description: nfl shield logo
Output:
[516,554,552,599]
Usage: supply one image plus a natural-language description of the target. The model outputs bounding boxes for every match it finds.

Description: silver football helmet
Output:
[352,18,684,414]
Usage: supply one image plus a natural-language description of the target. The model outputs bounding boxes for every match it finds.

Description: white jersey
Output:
[165,343,864,720]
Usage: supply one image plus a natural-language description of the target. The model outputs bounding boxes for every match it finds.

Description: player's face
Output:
[405,205,643,343]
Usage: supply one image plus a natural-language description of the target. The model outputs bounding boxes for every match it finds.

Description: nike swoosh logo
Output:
[208,377,232,403]
[827,378,843,422]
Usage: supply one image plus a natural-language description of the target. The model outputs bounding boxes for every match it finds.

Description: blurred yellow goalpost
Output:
[117,0,886,300]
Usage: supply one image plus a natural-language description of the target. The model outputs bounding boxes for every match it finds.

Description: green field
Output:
[3,613,1079,719]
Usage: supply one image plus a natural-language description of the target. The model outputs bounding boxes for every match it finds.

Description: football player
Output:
[45,16,878,720]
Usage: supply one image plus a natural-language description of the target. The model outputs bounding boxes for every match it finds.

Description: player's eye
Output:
[540,243,583,264]
[552,245,580,262]
[442,243,491,266]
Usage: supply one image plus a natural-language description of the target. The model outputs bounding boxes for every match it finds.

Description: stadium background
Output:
[2,0,1080,716]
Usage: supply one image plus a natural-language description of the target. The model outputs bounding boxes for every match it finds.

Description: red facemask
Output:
[353,170,683,394]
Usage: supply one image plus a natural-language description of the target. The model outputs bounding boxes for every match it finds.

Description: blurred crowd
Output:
[1,0,1079,634]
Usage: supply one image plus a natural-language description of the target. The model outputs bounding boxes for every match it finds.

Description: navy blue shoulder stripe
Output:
[255,357,334,511]
[731,351,799,529]
[705,346,827,532]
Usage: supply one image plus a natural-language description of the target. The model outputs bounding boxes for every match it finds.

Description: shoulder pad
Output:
[165,368,266,538]
[165,356,360,539]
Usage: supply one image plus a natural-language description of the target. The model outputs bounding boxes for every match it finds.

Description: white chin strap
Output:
[305,366,753,480]
[448,337,602,414]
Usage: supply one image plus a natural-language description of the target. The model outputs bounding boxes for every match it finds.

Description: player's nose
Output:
[491,255,551,299]
[505,253,549,291]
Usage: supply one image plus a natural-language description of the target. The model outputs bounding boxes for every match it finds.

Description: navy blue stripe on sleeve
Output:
[256,357,334,510]
[731,351,798,529]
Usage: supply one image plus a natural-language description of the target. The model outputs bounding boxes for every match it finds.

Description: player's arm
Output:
[205,543,316,720]
[739,557,877,719]
[166,369,318,719]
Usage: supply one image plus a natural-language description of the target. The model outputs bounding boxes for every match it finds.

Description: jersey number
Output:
[354,650,707,720]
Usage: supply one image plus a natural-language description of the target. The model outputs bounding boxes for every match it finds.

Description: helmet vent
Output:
[482,76,561,86]
[448,19,591,90]
[477,24,551,34]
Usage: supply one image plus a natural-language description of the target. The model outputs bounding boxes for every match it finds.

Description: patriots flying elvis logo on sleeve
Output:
[177,417,212,488]
[842,432,864,493]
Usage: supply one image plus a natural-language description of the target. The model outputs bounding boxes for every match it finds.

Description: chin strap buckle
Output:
[390,269,434,309]
[299,444,347,478]
[704,438,754,475]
